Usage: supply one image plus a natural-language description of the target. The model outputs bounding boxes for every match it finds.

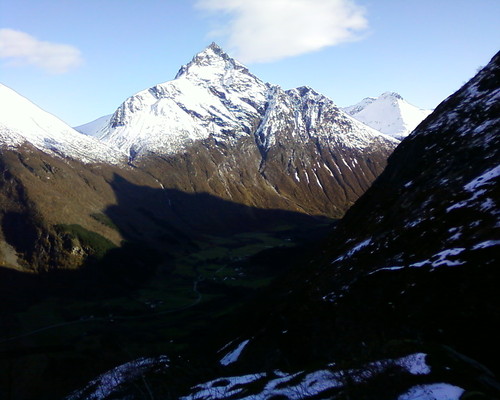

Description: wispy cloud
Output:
[196,0,368,63]
[0,28,83,74]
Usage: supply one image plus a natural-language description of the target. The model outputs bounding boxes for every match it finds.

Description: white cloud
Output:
[0,28,83,74]
[196,0,368,63]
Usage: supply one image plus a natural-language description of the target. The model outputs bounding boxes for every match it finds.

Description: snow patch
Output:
[180,373,266,400]
[334,238,372,262]
[430,248,466,267]
[472,240,500,250]
[220,339,250,366]
[398,383,464,400]
[464,164,500,192]
[369,266,405,275]
[184,353,430,400]
[66,356,169,400]
[396,353,431,375]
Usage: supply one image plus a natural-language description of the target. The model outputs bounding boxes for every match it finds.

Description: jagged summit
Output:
[78,45,395,160]
[343,92,432,139]
[72,44,397,219]
[83,43,270,158]
[174,42,253,82]
[287,86,322,98]
[380,91,403,100]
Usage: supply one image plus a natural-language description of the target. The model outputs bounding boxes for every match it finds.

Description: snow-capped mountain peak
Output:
[174,42,254,82]
[78,43,273,158]
[79,44,397,161]
[0,83,126,164]
[343,92,432,139]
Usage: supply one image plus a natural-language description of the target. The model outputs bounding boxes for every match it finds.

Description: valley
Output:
[0,221,332,399]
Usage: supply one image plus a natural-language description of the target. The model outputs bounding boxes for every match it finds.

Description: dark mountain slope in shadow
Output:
[169,51,500,399]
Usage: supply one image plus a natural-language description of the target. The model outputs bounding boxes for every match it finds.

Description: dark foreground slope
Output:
[64,51,500,400]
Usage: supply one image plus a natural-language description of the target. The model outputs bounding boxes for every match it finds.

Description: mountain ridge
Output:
[77,43,397,160]
[71,43,398,219]
[0,84,126,164]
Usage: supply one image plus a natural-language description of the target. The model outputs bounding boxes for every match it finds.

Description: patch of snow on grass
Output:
[472,240,500,250]
[181,373,266,400]
[405,218,423,228]
[445,166,500,215]
[66,356,169,400]
[480,197,496,212]
[464,165,500,192]
[395,353,430,375]
[184,353,432,400]
[446,201,468,212]
[410,260,430,268]
[220,339,250,366]
[430,248,466,268]
[334,238,372,262]
[398,383,464,400]
[368,266,405,275]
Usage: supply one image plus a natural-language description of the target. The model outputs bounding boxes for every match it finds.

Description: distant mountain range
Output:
[343,91,433,139]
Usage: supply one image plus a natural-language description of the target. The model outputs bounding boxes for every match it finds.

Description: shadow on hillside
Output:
[105,173,328,239]
[0,173,332,310]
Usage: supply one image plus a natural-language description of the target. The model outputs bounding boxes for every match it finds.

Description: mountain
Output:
[1,44,498,399]
[0,84,125,164]
[79,43,396,160]
[76,43,398,219]
[343,91,433,139]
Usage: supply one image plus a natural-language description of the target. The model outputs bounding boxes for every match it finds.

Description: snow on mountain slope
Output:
[343,92,432,139]
[91,43,269,158]
[284,86,396,150]
[74,114,112,137]
[0,84,126,164]
[89,43,396,160]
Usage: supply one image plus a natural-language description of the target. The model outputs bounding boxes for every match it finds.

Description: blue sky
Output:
[1,0,499,126]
